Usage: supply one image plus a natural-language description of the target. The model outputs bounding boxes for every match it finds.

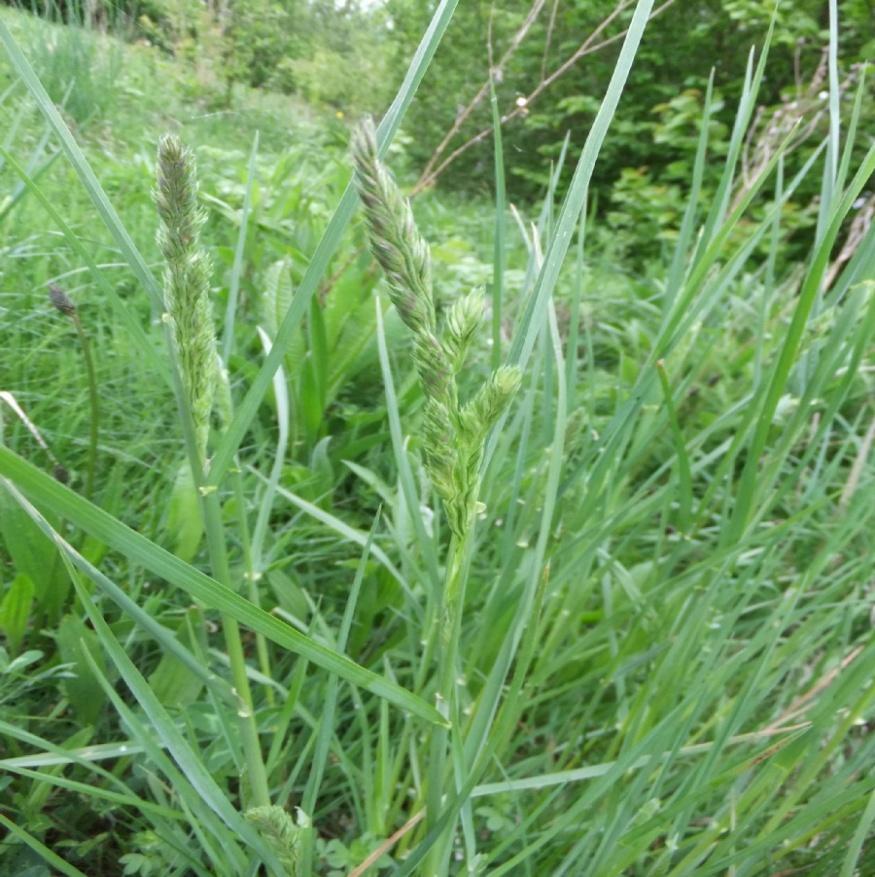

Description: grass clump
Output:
[354,116,521,873]
[0,3,874,876]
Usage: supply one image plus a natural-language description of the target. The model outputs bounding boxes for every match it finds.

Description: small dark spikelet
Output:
[352,117,435,335]
[48,284,76,317]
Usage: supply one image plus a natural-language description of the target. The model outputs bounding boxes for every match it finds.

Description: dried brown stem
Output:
[347,809,425,877]
[415,0,547,190]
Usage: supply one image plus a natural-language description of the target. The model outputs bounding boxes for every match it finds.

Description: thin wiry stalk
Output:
[48,284,98,499]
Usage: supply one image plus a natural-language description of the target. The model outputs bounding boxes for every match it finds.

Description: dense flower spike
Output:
[443,290,484,371]
[155,134,218,459]
[352,119,521,537]
[352,117,436,336]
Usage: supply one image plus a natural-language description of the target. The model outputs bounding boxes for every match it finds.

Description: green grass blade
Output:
[0,146,170,384]
[250,327,290,576]
[0,762,184,820]
[490,76,506,370]
[728,142,875,540]
[222,130,259,364]
[505,0,654,375]
[840,785,875,877]
[0,21,163,309]
[0,813,88,877]
[252,466,414,603]
[302,515,376,814]
[0,444,444,726]
[374,296,441,593]
[69,572,269,870]
[1,478,237,706]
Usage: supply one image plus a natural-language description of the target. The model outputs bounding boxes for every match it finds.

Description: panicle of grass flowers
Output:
[245,805,307,874]
[443,290,484,371]
[155,134,218,459]
[352,118,521,538]
[352,117,436,336]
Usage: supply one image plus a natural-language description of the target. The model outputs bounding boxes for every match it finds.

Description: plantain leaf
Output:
[0,573,34,654]
[56,614,107,726]
[0,489,68,620]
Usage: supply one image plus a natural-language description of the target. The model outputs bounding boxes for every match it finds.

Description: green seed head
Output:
[352,117,435,336]
[444,290,484,372]
[460,365,522,442]
[245,805,304,873]
[155,134,218,459]
[349,122,521,539]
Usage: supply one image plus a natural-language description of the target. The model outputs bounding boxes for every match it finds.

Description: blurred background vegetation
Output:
[8,1,875,210]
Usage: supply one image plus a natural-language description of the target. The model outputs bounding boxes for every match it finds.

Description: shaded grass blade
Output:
[0,444,445,726]
[0,813,88,877]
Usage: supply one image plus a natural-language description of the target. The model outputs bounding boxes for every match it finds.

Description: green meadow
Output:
[0,2,874,874]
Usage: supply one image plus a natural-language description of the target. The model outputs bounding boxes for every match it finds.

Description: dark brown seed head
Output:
[48,284,77,317]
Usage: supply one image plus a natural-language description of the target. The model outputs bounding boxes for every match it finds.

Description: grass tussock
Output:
[0,2,874,876]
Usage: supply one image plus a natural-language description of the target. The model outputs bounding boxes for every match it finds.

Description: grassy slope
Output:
[1,6,874,876]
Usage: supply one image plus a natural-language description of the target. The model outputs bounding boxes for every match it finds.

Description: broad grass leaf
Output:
[164,460,204,563]
[0,572,34,654]
[56,614,107,725]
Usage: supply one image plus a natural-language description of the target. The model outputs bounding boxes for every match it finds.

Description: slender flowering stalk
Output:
[155,134,217,460]
[48,284,98,499]
[154,134,271,813]
[353,116,520,874]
